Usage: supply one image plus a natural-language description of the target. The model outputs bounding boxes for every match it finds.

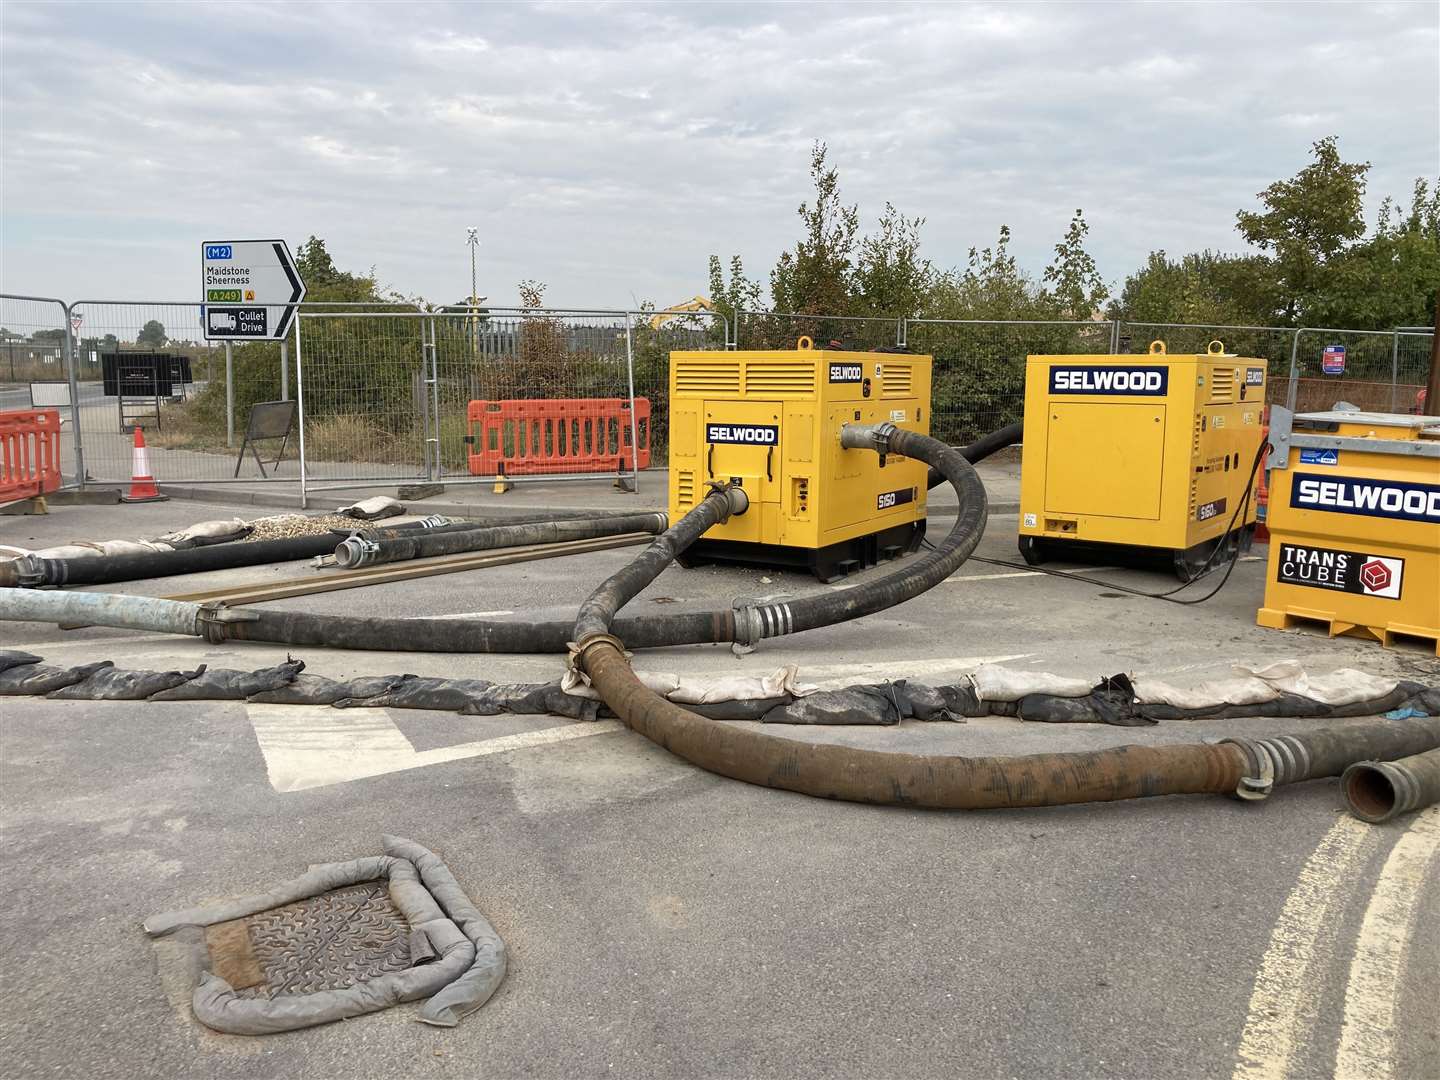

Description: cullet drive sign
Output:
[202,240,306,341]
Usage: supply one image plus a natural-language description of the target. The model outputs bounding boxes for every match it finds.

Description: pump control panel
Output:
[668,339,933,581]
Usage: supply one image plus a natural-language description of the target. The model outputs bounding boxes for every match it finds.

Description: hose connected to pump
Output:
[336,513,669,568]
[570,422,1440,809]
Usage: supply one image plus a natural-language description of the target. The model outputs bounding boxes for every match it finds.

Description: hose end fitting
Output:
[570,632,628,677]
[196,601,261,643]
[335,536,379,569]
[10,555,48,589]
[704,480,749,522]
[1342,759,1426,824]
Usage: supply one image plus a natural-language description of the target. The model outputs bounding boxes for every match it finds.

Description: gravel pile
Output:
[242,514,360,542]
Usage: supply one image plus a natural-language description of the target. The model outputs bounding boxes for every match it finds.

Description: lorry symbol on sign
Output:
[208,311,238,332]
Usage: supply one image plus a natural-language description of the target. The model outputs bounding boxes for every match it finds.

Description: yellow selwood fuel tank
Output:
[1258,407,1440,655]
[667,338,932,580]
[1018,340,1268,576]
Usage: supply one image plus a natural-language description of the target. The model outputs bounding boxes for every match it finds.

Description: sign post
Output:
[201,240,306,342]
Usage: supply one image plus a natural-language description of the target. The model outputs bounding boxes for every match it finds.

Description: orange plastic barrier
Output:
[1,408,62,504]
[466,398,651,477]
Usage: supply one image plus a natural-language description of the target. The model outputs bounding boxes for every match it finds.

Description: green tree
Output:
[768,141,860,318]
[1041,209,1108,320]
[1235,136,1370,321]
[294,235,384,303]
[852,201,933,319]
[1106,249,1279,326]
[137,319,168,347]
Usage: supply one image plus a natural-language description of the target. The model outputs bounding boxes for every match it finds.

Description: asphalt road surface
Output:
[2,500,1437,1079]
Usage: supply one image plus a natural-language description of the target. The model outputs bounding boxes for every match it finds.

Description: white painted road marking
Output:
[1232,815,1376,1080]
[247,705,622,792]
[944,571,1040,582]
[1334,805,1440,1080]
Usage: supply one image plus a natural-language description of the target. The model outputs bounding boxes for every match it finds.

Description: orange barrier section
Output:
[1254,409,1270,542]
[1,408,62,504]
[466,398,651,477]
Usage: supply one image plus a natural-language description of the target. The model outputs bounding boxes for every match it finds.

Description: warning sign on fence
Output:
[1322,344,1346,375]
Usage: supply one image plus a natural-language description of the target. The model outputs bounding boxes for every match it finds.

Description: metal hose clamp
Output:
[1217,736,1275,800]
[570,632,628,676]
[195,600,261,643]
[730,598,765,656]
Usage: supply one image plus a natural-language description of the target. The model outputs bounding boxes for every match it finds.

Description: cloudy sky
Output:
[2,1,1436,309]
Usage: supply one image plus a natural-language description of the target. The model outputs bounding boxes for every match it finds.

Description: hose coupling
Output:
[1219,734,1314,800]
[705,480,749,521]
[9,555,48,589]
[840,421,899,465]
[196,601,261,643]
[335,536,380,569]
[569,632,629,676]
[730,598,764,656]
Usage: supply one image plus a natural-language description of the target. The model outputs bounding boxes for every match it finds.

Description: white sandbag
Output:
[970,665,1092,702]
[95,539,175,557]
[666,664,818,704]
[33,543,105,560]
[560,669,681,700]
[153,517,252,547]
[1243,662,1398,707]
[0,546,30,563]
[1132,676,1280,708]
[336,496,405,521]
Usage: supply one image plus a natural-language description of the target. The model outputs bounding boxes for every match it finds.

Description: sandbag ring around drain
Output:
[143,835,505,1033]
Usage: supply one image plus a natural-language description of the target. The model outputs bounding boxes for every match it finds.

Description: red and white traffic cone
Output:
[121,426,168,503]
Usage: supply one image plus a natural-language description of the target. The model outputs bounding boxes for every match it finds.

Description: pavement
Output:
[1,493,1438,1080]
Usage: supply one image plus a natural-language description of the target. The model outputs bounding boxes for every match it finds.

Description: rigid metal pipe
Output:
[1342,747,1440,823]
[0,588,201,636]
[337,513,668,569]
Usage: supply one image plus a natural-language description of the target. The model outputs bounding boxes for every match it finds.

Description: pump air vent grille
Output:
[675,361,740,395]
[676,470,695,508]
[745,362,816,395]
[883,364,913,396]
[1209,367,1236,403]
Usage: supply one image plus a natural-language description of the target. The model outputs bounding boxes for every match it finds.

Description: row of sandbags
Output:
[3,650,1435,727]
[0,498,408,563]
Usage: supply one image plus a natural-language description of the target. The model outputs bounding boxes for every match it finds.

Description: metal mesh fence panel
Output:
[0,294,82,485]
[737,311,902,351]
[904,320,1114,445]
[1117,322,1297,392]
[425,309,640,483]
[1290,328,1435,414]
[296,311,431,489]
[62,301,232,484]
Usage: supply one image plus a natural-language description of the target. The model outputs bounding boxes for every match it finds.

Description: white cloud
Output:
[1,0,1436,308]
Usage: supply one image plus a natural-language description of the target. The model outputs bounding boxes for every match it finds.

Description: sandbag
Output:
[971,665,1092,702]
[48,665,199,700]
[0,649,43,674]
[0,660,114,695]
[150,660,306,701]
[682,695,792,721]
[336,676,498,712]
[762,684,907,726]
[248,673,409,705]
[154,517,253,548]
[337,496,405,521]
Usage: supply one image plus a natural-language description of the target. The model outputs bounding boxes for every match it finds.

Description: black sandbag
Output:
[0,660,114,695]
[681,695,792,721]
[1398,686,1440,716]
[336,676,497,712]
[0,650,44,674]
[250,673,409,706]
[150,660,306,701]
[761,684,907,726]
[48,665,198,700]
[471,682,601,721]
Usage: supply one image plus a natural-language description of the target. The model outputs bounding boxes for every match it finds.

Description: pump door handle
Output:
[766,445,774,482]
[707,442,714,478]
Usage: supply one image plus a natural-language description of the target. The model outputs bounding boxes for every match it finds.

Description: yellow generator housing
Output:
[1018,341,1267,578]
[1258,408,1440,655]
[667,340,933,581]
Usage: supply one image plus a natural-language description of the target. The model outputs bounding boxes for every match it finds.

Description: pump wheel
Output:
[1018,536,1048,566]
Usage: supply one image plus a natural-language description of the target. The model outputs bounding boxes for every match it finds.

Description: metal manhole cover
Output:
[216,881,411,998]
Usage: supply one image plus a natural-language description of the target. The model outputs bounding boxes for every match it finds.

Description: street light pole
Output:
[466,227,479,358]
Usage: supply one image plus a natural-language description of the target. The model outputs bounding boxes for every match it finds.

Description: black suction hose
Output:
[926,421,1023,490]
[214,422,986,652]
[337,513,669,568]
